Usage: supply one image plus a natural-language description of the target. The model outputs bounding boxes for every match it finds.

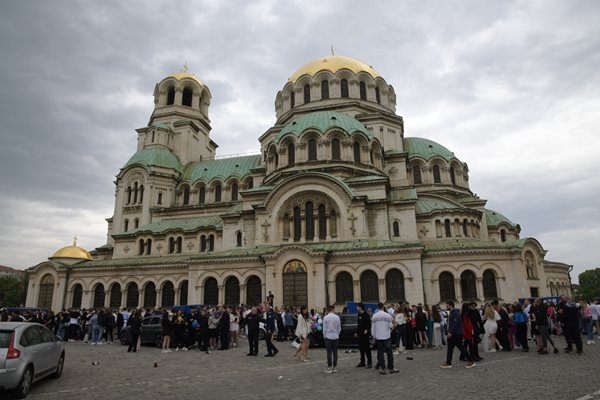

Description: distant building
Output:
[25,56,571,311]
[0,265,24,276]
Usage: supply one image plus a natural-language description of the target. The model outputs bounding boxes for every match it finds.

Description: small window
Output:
[157,192,162,205]
[500,229,507,242]
[305,202,314,240]
[176,237,182,253]
[167,87,175,105]
[340,79,349,98]
[199,187,206,204]
[293,206,301,241]
[392,221,400,237]
[168,237,175,254]
[200,235,207,252]
[288,143,295,165]
[134,218,139,229]
[530,287,539,298]
[462,219,468,236]
[151,131,155,143]
[444,219,452,237]
[236,231,242,247]
[450,167,456,185]
[375,87,381,104]
[183,188,190,205]
[321,80,329,99]
[413,165,422,184]
[127,186,132,204]
[353,142,361,163]
[231,183,239,201]
[133,182,138,203]
[139,185,144,203]
[318,204,327,239]
[138,239,145,255]
[208,234,214,251]
[182,87,193,107]
[331,138,341,160]
[308,139,317,161]
[359,81,367,100]
[433,165,441,183]
[303,84,310,104]
[214,185,222,202]
[124,219,129,233]
[290,90,295,108]
[146,239,152,255]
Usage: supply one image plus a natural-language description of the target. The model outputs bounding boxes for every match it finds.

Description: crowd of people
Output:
[1,295,598,374]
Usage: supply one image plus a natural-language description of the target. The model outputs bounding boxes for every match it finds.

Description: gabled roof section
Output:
[486,209,518,228]
[276,111,374,143]
[182,154,261,183]
[114,216,223,237]
[123,146,183,173]
[415,197,466,215]
[404,137,458,162]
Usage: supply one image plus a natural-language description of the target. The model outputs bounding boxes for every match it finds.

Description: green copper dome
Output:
[403,137,458,161]
[276,111,374,143]
[486,209,517,228]
[123,147,183,173]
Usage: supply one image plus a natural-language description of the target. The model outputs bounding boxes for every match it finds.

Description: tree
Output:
[577,268,600,300]
[0,274,27,307]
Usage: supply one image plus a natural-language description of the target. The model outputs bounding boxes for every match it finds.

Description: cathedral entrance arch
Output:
[282,260,308,307]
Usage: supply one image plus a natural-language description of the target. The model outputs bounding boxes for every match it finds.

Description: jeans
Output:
[376,338,394,370]
[583,318,593,341]
[92,327,101,344]
[515,322,529,350]
[325,338,339,368]
[446,334,470,364]
[396,324,406,350]
[247,330,259,354]
[537,325,555,349]
[358,335,372,365]
[265,331,278,354]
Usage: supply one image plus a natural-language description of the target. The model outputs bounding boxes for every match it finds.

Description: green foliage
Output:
[577,268,600,300]
[0,274,27,307]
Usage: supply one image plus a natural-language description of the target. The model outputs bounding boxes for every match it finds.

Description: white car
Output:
[0,322,65,398]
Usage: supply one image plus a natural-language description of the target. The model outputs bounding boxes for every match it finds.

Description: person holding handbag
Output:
[294,306,311,361]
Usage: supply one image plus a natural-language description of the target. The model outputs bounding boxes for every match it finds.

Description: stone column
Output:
[120,290,127,309]
[218,284,224,306]
[353,280,360,301]
[476,278,484,302]
[454,279,462,303]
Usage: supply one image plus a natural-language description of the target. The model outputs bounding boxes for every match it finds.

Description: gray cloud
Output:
[0,0,598,281]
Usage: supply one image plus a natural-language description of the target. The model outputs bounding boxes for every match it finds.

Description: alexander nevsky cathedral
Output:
[25,55,572,312]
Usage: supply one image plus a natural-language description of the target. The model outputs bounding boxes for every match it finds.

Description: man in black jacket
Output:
[354,303,372,368]
[197,308,210,354]
[219,307,230,350]
[468,302,484,361]
[245,306,265,356]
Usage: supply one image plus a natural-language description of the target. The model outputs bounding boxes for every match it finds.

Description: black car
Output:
[119,315,194,348]
[309,314,363,348]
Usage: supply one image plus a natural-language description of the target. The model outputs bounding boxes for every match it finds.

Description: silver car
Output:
[0,322,65,398]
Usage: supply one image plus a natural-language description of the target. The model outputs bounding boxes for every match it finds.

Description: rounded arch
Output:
[385,268,405,303]
[203,277,218,306]
[224,276,240,306]
[161,281,175,308]
[335,271,354,304]
[93,283,105,308]
[460,270,478,301]
[359,269,379,302]
[438,271,456,303]
[71,283,83,309]
[108,282,122,309]
[245,275,262,306]
[125,282,139,308]
[178,280,189,306]
[143,281,157,308]
[482,269,499,300]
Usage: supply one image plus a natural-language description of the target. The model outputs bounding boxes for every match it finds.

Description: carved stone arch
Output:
[88,278,109,292]
[456,263,481,277]
[295,75,313,90]
[208,178,224,189]
[313,70,336,83]
[330,265,360,281]
[68,278,89,292]
[479,263,505,280]
[430,265,458,281]
[324,128,348,142]
[356,71,376,85]
[298,128,321,142]
[335,69,356,82]
[141,277,160,290]
[158,77,179,92]
[193,180,207,191]
[242,270,266,285]
[356,263,384,280]
[175,78,202,93]
[124,170,147,186]
[349,132,369,146]
[381,262,413,280]
[196,272,224,288]
[224,176,240,188]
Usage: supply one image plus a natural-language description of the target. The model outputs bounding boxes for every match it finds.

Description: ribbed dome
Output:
[51,245,92,261]
[289,55,380,82]
[403,137,458,161]
[167,71,204,86]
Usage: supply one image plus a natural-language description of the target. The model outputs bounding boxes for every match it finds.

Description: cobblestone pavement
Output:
[19,335,600,400]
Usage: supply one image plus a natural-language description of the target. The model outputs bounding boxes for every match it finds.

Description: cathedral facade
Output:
[26,56,572,312]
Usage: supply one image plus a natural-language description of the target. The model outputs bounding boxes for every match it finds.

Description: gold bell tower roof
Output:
[288,55,380,82]
[50,237,92,261]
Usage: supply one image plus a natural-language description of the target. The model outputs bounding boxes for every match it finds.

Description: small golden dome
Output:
[168,71,204,86]
[289,55,380,82]
[50,238,92,261]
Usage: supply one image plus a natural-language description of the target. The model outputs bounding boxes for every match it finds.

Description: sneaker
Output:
[553,348,559,354]
[365,364,372,369]
[161,350,169,354]
[175,347,180,352]
[440,363,452,369]
[332,368,338,373]
[355,363,366,368]
[465,362,476,369]
[389,368,399,374]
[587,340,591,345]
[325,368,333,374]
[379,369,386,375]
[183,347,188,351]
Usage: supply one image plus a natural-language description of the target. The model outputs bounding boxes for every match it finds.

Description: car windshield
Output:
[0,330,12,348]
[341,315,357,324]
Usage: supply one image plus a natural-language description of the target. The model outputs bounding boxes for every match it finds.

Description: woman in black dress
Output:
[161,310,173,353]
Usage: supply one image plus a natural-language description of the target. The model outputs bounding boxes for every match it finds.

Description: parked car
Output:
[308,314,365,348]
[0,322,65,398]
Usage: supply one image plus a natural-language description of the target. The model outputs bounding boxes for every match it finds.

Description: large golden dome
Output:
[167,71,204,86]
[50,241,92,261]
[289,55,380,82]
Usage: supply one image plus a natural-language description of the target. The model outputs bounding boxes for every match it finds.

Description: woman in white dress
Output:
[483,304,503,352]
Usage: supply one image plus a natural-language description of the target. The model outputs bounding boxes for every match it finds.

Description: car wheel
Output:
[119,330,129,346]
[51,353,65,378]
[155,333,163,348]
[13,365,33,399]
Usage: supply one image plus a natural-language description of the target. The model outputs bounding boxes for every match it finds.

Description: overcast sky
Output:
[0,0,598,282]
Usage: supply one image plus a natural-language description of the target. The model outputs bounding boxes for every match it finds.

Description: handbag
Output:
[292,337,301,349]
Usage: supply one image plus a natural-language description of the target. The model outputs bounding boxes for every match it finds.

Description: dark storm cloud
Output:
[0,0,598,280]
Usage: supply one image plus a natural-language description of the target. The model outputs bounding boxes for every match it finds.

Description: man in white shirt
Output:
[371,303,399,375]
[323,305,341,374]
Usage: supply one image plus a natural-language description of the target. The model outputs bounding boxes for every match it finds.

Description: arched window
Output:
[360,270,379,302]
[138,239,145,255]
[482,270,498,300]
[435,220,443,238]
[168,237,175,254]
[462,219,469,236]
[444,219,452,237]
[200,235,207,252]
[413,165,422,184]
[231,183,239,201]
[72,284,83,309]
[133,182,138,203]
[179,281,188,306]
[308,139,317,161]
[330,209,337,237]
[392,221,400,237]
[151,131,155,143]
[146,239,152,255]
[525,252,536,278]
[124,219,129,232]
[321,80,329,99]
[157,192,163,205]
[37,274,55,308]
[305,202,314,240]
[359,81,367,100]
[318,204,327,239]
[143,282,156,308]
[282,213,290,239]
[331,138,341,160]
[433,165,441,183]
[450,167,456,185]
[225,277,240,306]
[134,218,139,229]
[340,79,349,98]
[500,229,507,242]
[290,90,295,108]
[245,178,253,189]
[161,281,175,307]
[93,284,105,308]
[303,84,310,104]
[353,141,361,163]
[203,277,218,305]
[335,272,353,303]
[139,185,144,203]
[246,276,262,306]
[199,187,206,204]
[236,231,242,247]
[126,283,139,308]
[460,271,477,301]
[208,234,214,251]
[176,237,182,253]
[127,186,132,204]
[287,143,295,165]
[385,269,405,302]
[438,272,455,302]
[109,283,121,308]
[182,87,193,107]
[214,185,222,202]
[182,188,190,205]
[375,87,381,104]
[166,86,175,105]
[293,206,301,241]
